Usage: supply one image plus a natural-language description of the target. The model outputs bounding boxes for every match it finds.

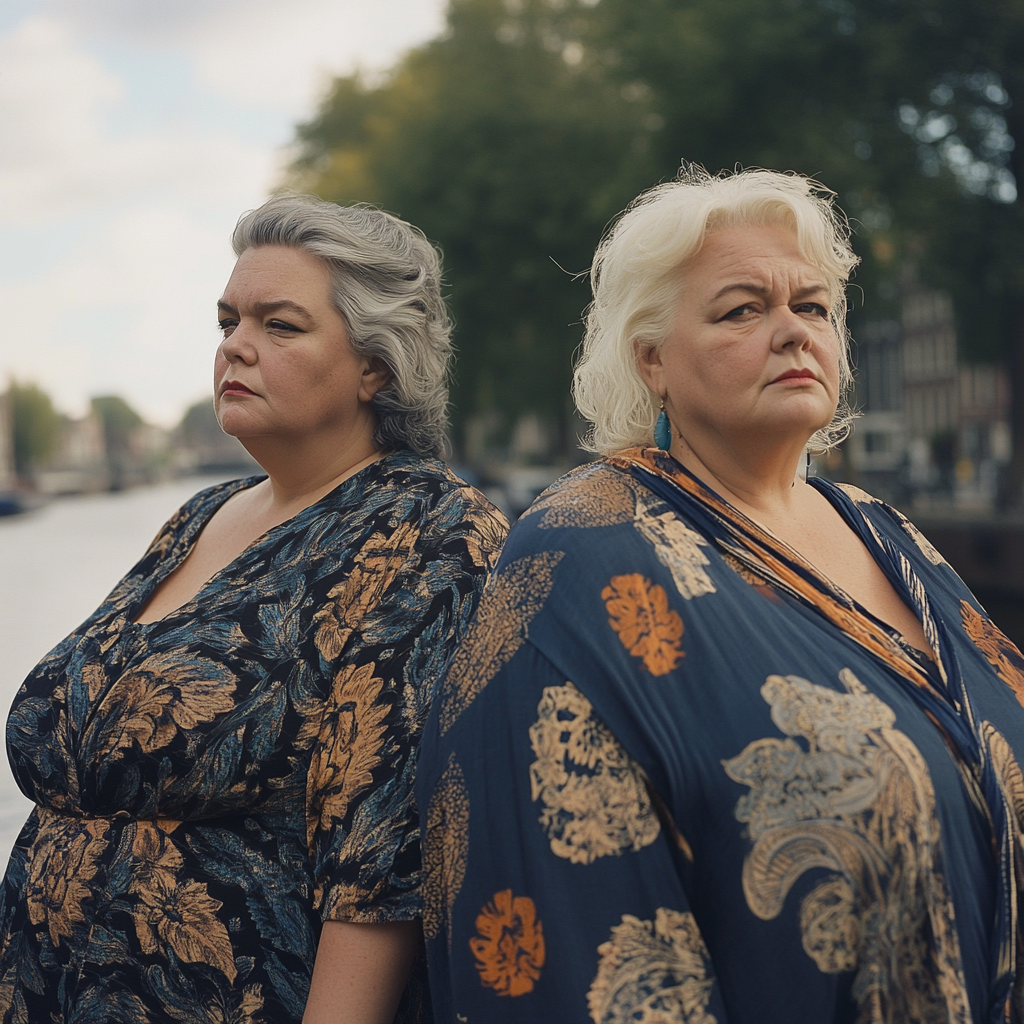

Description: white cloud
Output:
[53,0,448,113]
[2,205,236,425]
[0,1,448,425]
[0,16,276,226]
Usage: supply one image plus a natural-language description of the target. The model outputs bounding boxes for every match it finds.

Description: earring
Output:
[654,402,672,451]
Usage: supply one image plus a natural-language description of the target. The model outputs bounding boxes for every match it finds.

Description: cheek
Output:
[818,335,842,391]
[691,341,763,392]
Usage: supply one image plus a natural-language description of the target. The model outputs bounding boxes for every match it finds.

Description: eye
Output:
[217,318,238,336]
[721,303,758,320]
[267,318,303,332]
[796,302,829,318]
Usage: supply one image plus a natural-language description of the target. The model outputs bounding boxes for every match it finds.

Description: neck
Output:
[238,416,384,512]
[667,428,810,518]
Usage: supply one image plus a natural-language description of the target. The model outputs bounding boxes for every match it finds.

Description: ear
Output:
[358,356,392,404]
[634,339,666,399]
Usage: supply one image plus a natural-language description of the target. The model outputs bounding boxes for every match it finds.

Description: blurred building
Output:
[846,320,905,497]
[846,287,1011,511]
[0,391,13,491]
[33,411,177,495]
[34,411,109,495]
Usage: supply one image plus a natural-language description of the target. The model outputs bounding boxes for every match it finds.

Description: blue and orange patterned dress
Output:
[418,448,1024,1024]
[0,450,507,1023]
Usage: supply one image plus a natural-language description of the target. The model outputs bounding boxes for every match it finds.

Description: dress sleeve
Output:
[420,641,730,1023]
[305,496,507,925]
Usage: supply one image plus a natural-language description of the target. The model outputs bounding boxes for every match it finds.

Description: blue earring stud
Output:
[655,404,672,450]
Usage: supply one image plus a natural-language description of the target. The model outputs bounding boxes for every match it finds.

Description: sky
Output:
[0,0,448,426]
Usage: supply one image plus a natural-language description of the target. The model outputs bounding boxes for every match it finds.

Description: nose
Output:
[218,320,258,366]
[769,306,814,353]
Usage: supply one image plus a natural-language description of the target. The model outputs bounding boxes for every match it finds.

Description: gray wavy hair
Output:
[232,193,452,457]
[573,166,860,455]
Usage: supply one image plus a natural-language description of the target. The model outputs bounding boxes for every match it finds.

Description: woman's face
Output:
[640,222,841,456]
[214,245,384,444]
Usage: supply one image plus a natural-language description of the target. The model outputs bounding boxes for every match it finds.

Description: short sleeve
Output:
[307,492,507,924]
[420,641,729,1023]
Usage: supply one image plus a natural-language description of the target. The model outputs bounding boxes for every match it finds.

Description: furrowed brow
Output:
[253,300,315,319]
[710,281,830,302]
[711,282,769,301]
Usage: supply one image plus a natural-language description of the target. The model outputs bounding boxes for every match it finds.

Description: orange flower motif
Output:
[602,573,684,676]
[470,890,545,997]
[962,600,1024,707]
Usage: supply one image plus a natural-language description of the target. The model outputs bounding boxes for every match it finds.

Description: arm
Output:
[302,920,420,1024]
[303,489,506,1020]
[419,639,729,1023]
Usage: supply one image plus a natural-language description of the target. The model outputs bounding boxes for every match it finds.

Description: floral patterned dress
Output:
[418,448,1024,1024]
[0,450,507,1024]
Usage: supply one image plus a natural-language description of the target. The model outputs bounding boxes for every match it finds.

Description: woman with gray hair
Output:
[0,194,508,1023]
[418,166,1024,1022]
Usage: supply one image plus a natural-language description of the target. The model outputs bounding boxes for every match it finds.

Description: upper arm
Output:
[305,495,506,925]
[303,920,420,1024]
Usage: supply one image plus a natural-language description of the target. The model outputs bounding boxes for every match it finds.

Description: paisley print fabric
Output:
[0,450,507,1023]
[529,682,660,864]
[588,908,717,1024]
[418,448,1024,1023]
[723,670,969,1021]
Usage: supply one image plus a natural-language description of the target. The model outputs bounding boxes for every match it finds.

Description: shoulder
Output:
[517,459,641,532]
[822,480,947,567]
[185,475,264,515]
[499,458,705,596]
[341,450,510,571]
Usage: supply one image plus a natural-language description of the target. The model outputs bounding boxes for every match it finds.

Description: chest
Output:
[135,492,280,625]
[769,502,930,652]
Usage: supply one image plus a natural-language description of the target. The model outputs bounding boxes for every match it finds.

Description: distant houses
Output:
[844,286,1011,513]
[0,386,255,498]
[0,391,13,492]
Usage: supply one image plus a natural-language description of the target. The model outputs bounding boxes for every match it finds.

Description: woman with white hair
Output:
[418,166,1024,1022]
[0,194,508,1023]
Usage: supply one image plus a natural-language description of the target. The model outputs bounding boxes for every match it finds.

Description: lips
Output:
[770,368,818,384]
[220,380,257,396]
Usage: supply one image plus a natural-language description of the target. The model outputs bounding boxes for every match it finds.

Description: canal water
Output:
[0,476,232,870]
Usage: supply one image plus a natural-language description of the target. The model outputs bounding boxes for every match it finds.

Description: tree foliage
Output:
[292,0,663,451]
[7,380,61,477]
[290,0,1024,479]
[91,395,143,466]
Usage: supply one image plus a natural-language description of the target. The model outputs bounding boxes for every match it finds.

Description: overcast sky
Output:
[0,0,447,425]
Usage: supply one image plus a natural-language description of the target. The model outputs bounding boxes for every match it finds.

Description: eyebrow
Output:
[216,299,316,319]
[711,281,830,302]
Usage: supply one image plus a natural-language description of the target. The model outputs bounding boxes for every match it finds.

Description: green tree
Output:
[90,395,143,476]
[292,0,1024,489]
[179,397,220,448]
[7,380,61,477]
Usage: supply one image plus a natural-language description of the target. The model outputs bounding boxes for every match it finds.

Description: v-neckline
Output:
[128,456,392,629]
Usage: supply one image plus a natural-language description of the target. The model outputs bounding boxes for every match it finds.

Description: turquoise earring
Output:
[654,403,672,450]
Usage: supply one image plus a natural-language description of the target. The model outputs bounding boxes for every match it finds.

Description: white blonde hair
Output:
[573,166,860,455]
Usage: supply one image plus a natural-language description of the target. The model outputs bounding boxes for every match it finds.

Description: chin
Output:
[216,409,267,439]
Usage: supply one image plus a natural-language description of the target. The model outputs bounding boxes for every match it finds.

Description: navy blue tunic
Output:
[418,448,1024,1024]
